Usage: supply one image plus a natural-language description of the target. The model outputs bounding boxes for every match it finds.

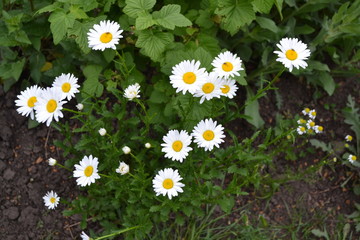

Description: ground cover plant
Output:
[1,0,360,239]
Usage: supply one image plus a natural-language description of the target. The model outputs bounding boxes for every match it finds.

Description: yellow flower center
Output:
[299,119,306,124]
[311,111,316,117]
[203,130,215,141]
[46,99,57,113]
[309,121,315,127]
[100,32,113,43]
[304,108,310,113]
[351,156,357,161]
[172,140,183,152]
[50,197,56,204]
[318,126,323,131]
[221,85,230,94]
[222,62,233,72]
[84,166,94,177]
[285,49,298,61]
[27,96,37,108]
[202,83,215,94]
[347,136,353,141]
[300,127,306,132]
[162,178,174,189]
[183,72,196,84]
[61,83,71,93]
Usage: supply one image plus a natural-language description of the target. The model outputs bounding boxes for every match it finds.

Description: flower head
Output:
[345,135,353,142]
[80,231,90,240]
[48,157,57,166]
[122,146,131,154]
[87,20,123,51]
[124,83,140,100]
[145,142,151,149]
[274,38,311,72]
[43,190,60,209]
[73,155,101,187]
[76,103,84,111]
[297,118,307,124]
[314,125,324,133]
[15,85,43,120]
[34,87,67,126]
[152,168,185,200]
[297,126,306,135]
[306,120,316,130]
[170,60,207,95]
[98,128,106,136]
[308,109,317,119]
[161,130,192,162]
[348,154,357,164]
[193,72,222,104]
[116,161,129,175]
[211,51,243,79]
[52,73,80,101]
[192,118,225,151]
[220,78,238,99]
[302,108,310,115]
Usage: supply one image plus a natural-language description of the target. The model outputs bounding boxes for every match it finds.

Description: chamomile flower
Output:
[80,232,90,240]
[15,85,43,120]
[314,125,324,133]
[192,118,225,151]
[348,154,357,164]
[73,155,101,187]
[211,51,243,79]
[193,72,222,104]
[116,161,129,175]
[297,118,307,124]
[308,109,316,119]
[170,60,207,94]
[297,126,306,135]
[161,130,192,162]
[87,20,123,51]
[274,37,311,72]
[152,168,185,200]
[306,120,316,129]
[122,146,131,154]
[220,78,238,99]
[345,135,353,142]
[43,190,60,210]
[302,108,311,115]
[98,128,106,136]
[34,87,67,126]
[124,83,140,100]
[52,73,80,101]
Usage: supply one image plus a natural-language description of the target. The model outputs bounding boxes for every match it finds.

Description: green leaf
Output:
[218,196,234,213]
[82,65,104,97]
[193,47,212,70]
[135,12,156,30]
[311,229,329,239]
[244,87,264,128]
[67,20,91,53]
[215,0,256,35]
[0,59,26,91]
[153,4,192,30]
[69,5,88,19]
[318,71,336,96]
[136,30,173,61]
[49,9,75,44]
[274,0,284,20]
[309,139,332,152]
[36,2,62,14]
[252,0,274,14]
[123,0,156,18]
[256,16,279,33]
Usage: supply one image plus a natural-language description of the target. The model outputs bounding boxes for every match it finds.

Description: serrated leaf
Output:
[68,20,91,54]
[135,13,156,30]
[82,65,103,97]
[256,16,279,33]
[252,0,274,14]
[193,47,212,70]
[49,10,75,44]
[69,5,88,19]
[311,229,329,239]
[153,4,192,30]
[136,30,173,61]
[215,0,256,35]
[123,0,156,18]
[318,71,336,96]
[218,196,234,213]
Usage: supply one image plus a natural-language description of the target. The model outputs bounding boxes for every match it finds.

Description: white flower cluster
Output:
[296,108,324,135]
[15,73,80,126]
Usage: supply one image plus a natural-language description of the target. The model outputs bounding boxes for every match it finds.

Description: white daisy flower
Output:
[152,168,185,200]
[306,120,316,130]
[308,109,316,119]
[98,128,106,136]
[43,190,60,210]
[274,37,311,72]
[297,118,306,124]
[124,83,140,100]
[193,72,222,104]
[52,73,80,101]
[73,155,101,187]
[192,118,225,151]
[122,146,131,154]
[80,231,90,240]
[211,51,243,79]
[48,157,57,166]
[87,20,123,51]
[145,142,151,149]
[301,107,310,115]
[314,125,324,133]
[76,103,84,111]
[345,135,353,142]
[297,126,306,135]
[220,78,238,99]
[170,60,207,95]
[348,154,357,164]
[161,130,192,162]
[15,85,43,120]
[34,87,67,126]
[116,161,129,175]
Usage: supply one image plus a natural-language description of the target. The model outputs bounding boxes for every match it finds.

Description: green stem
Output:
[94,226,141,240]
[55,163,72,172]
[134,99,150,136]
[63,107,88,115]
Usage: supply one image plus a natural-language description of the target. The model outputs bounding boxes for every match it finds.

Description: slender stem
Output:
[134,99,150,135]
[63,107,88,115]
[99,173,112,179]
[55,163,72,172]
[94,226,141,240]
